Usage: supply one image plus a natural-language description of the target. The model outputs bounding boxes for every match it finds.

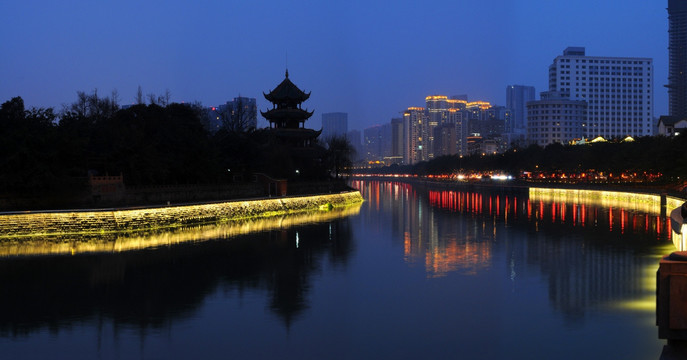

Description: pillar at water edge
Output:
[657,251,687,359]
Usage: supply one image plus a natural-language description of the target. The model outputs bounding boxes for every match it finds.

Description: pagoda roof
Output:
[261,107,314,122]
[263,70,311,103]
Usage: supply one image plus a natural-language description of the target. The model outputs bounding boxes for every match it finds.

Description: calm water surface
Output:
[0,180,675,359]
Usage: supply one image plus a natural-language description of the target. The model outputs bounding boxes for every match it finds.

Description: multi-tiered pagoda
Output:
[261,70,321,148]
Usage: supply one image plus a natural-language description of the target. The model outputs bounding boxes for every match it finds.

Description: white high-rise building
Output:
[548,47,653,138]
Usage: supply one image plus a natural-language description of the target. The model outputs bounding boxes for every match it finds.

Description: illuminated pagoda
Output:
[262,69,321,148]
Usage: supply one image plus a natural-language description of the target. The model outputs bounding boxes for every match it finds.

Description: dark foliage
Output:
[362,135,687,187]
[0,94,340,198]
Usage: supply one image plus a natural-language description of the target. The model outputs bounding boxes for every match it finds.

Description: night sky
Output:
[0,0,668,132]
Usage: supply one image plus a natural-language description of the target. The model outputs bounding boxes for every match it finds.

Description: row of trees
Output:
[367,135,687,187]
[0,92,354,198]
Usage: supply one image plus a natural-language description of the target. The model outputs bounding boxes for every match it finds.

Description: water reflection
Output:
[352,180,672,324]
[0,205,361,257]
[0,206,358,338]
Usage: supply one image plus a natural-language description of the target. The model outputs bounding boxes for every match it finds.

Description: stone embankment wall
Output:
[0,191,363,238]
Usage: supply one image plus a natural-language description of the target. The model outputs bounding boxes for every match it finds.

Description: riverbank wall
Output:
[0,191,363,238]
[354,176,686,215]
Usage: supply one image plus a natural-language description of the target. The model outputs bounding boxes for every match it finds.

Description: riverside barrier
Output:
[0,191,363,238]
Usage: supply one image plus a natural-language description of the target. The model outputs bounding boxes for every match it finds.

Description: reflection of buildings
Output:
[354,180,494,278]
[353,180,671,321]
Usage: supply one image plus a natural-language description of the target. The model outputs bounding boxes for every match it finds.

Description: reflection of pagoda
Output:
[261,70,321,148]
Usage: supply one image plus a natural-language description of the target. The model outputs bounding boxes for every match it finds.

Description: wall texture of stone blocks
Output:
[0,191,363,237]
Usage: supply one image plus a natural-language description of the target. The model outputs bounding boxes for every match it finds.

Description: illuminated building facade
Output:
[363,125,383,162]
[668,0,687,118]
[448,108,467,156]
[403,107,427,164]
[426,95,468,158]
[402,97,506,158]
[433,124,457,156]
[527,91,587,146]
[548,47,653,138]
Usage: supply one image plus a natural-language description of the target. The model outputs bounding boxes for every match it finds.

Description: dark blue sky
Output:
[0,0,668,132]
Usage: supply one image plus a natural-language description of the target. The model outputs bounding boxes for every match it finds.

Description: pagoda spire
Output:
[285,68,289,78]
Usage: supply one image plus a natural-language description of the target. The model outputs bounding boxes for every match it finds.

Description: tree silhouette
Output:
[324,136,355,179]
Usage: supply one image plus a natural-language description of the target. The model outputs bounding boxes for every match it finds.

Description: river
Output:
[0,180,674,359]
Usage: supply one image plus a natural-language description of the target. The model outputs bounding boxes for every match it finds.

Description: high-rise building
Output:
[363,125,383,162]
[449,109,467,155]
[380,123,393,159]
[321,112,348,139]
[426,96,469,158]
[346,129,362,161]
[433,124,456,157]
[527,91,587,146]
[548,47,653,138]
[389,118,404,164]
[668,0,687,118]
[403,107,427,164]
[506,85,535,133]
[220,96,258,131]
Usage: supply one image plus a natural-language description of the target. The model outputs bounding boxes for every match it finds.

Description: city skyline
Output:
[0,1,668,132]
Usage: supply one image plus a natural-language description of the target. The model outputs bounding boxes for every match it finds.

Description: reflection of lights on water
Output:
[510,257,516,293]
[425,187,680,238]
[296,231,300,248]
[0,205,362,257]
[613,244,674,313]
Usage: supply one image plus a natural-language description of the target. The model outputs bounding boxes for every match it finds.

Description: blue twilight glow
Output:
[0,0,668,131]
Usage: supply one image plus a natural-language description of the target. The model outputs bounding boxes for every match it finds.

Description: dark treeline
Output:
[0,92,350,199]
[364,136,687,187]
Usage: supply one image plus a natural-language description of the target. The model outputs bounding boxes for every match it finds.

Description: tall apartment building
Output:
[527,91,588,146]
[363,125,383,162]
[668,0,687,118]
[403,107,427,164]
[321,112,348,139]
[448,108,467,155]
[346,129,362,161]
[506,85,535,134]
[425,96,467,159]
[401,96,508,162]
[389,118,404,164]
[548,47,653,138]
[219,97,258,130]
[433,124,457,157]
